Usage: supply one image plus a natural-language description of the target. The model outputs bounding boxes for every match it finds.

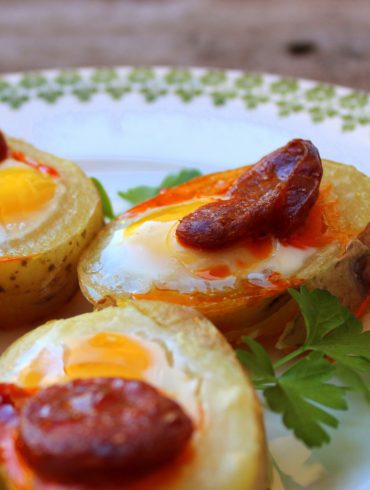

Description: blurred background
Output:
[1,0,369,90]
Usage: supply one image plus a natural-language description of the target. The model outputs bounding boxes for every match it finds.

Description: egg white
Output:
[95,200,317,295]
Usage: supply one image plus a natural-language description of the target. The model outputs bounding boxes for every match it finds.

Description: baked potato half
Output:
[78,140,369,343]
[0,301,268,490]
[0,134,103,328]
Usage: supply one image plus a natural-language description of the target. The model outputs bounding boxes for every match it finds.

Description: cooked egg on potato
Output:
[78,141,370,343]
[0,132,103,329]
[0,301,268,490]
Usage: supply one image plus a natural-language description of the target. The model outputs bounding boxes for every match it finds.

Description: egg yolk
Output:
[18,333,152,388]
[0,167,56,224]
[65,332,152,380]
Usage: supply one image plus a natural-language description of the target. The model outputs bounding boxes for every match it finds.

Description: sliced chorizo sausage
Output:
[176,139,323,249]
[18,377,194,484]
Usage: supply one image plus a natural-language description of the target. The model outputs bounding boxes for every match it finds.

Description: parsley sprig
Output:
[118,168,201,206]
[237,286,370,448]
[92,168,201,219]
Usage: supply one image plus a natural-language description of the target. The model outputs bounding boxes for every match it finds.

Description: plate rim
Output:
[1,65,370,490]
[0,65,369,133]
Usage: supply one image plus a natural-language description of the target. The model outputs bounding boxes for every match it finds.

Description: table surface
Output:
[1,0,370,91]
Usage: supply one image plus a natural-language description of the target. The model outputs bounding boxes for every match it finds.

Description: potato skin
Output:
[0,220,101,329]
[0,137,103,329]
[79,159,370,342]
[306,224,370,310]
[0,302,268,490]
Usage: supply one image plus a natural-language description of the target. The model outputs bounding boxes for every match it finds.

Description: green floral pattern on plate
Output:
[1,67,369,132]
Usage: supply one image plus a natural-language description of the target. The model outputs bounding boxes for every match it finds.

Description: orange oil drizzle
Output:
[10,150,59,179]
[283,184,357,249]
[193,237,273,280]
[194,264,231,280]
[242,236,274,259]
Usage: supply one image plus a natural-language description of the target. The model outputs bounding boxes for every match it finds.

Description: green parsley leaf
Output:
[118,168,201,205]
[290,286,370,372]
[311,323,370,372]
[277,352,347,411]
[91,177,115,220]
[268,352,346,447]
[289,286,355,345]
[118,186,158,206]
[335,363,370,403]
[236,337,275,386]
[238,287,370,448]
[160,169,202,188]
[265,383,338,447]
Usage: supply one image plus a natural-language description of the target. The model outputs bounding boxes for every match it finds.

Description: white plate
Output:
[1,66,370,490]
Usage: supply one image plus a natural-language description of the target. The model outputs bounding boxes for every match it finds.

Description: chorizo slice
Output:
[18,377,194,484]
[0,131,8,162]
[176,139,323,249]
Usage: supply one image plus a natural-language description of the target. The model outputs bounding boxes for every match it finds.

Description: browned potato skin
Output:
[306,224,370,310]
[0,137,103,329]
[79,159,370,342]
